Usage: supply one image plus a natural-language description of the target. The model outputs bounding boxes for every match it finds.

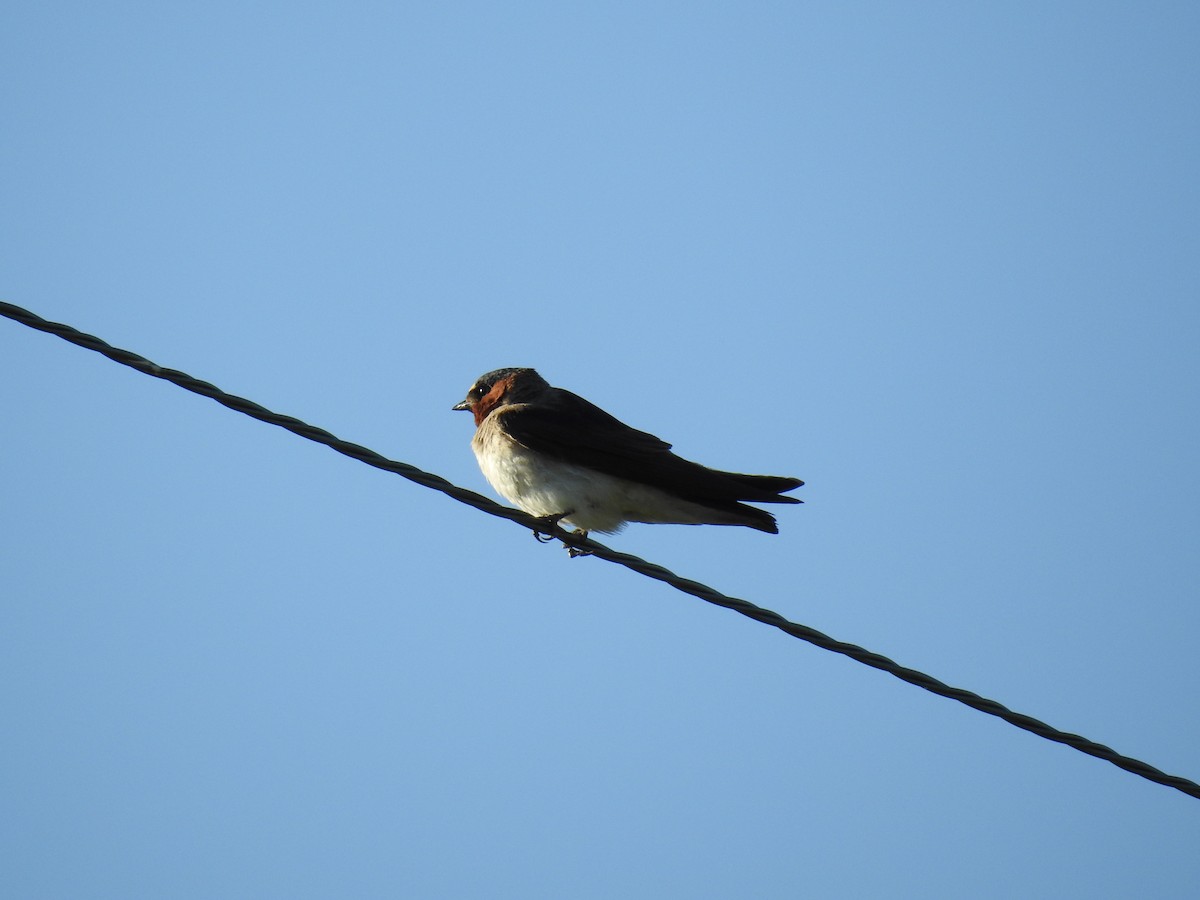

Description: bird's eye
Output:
[472,384,485,398]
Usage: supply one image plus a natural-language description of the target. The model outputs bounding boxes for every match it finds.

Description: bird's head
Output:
[452,367,549,426]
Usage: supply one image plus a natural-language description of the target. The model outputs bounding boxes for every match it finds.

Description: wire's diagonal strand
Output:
[3,300,1197,801]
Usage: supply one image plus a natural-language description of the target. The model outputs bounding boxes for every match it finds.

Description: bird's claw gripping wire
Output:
[564,530,592,558]
[531,512,592,557]
[532,511,572,543]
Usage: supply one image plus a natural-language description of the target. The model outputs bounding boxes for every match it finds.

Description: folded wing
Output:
[497,389,804,506]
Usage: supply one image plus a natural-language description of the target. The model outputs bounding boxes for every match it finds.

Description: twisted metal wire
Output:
[3,299,1197,801]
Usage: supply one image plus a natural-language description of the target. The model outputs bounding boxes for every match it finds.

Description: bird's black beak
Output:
[452,399,472,412]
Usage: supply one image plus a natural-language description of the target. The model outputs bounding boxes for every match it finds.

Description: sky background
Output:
[3,2,1198,897]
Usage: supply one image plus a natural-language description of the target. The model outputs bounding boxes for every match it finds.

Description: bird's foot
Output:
[564,529,592,558]
[531,513,591,557]
[532,511,573,543]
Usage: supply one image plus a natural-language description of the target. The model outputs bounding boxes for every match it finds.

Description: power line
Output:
[3,299,1198,801]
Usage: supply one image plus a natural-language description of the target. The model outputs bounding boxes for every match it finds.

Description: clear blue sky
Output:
[3,2,1198,897]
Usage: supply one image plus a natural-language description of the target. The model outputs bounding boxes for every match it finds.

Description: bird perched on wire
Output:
[453,368,802,551]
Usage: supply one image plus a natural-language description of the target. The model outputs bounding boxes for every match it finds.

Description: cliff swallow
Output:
[452,368,802,547]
